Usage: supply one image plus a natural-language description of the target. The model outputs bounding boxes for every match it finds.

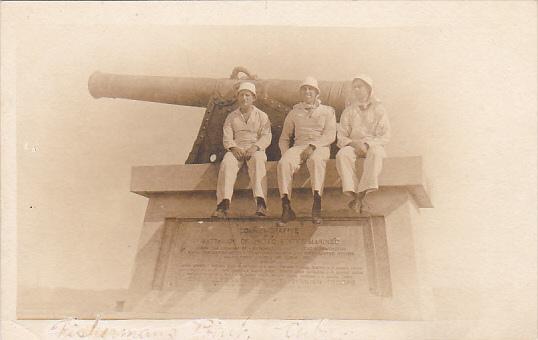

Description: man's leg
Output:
[335,145,359,196]
[306,146,331,196]
[247,150,268,215]
[336,145,362,212]
[356,145,385,214]
[277,146,303,223]
[306,146,330,224]
[277,146,303,198]
[356,145,385,193]
[214,151,242,217]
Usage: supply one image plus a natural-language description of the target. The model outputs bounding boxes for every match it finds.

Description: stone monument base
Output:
[126,217,420,320]
[125,158,431,320]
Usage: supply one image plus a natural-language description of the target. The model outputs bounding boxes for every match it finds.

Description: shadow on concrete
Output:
[127,218,330,317]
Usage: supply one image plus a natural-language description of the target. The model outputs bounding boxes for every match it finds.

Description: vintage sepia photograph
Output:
[1,2,537,339]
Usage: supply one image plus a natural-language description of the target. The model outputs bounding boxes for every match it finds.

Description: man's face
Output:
[300,85,318,105]
[352,79,371,102]
[237,90,255,109]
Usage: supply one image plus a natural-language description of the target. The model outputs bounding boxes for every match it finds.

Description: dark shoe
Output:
[348,198,361,213]
[212,209,227,218]
[312,191,322,224]
[280,196,296,223]
[212,199,230,218]
[360,199,372,216]
[255,197,267,216]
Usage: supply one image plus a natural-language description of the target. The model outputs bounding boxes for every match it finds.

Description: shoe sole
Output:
[312,210,322,224]
[212,211,228,218]
[281,207,296,223]
[282,213,296,223]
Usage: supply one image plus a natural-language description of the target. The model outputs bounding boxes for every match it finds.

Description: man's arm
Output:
[223,113,245,160]
[337,108,353,149]
[222,114,237,150]
[279,112,294,154]
[254,112,272,151]
[363,106,391,147]
[309,107,337,148]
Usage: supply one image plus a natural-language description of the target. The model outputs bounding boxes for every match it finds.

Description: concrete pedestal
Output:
[125,157,431,319]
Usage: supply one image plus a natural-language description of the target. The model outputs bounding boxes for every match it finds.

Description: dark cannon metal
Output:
[88,66,353,163]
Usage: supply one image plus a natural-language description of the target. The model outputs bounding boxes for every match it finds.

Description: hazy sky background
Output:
[4,2,536,337]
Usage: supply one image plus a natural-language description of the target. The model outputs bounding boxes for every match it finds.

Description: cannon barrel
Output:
[88,70,353,163]
[88,71,351,113]
[88,71,223,108]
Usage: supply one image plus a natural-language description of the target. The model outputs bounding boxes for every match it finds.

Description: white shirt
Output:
[279,102,337,153]
[337,102,391,149]
[223,106,272,150]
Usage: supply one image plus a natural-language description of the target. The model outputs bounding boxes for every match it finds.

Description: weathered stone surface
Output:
[124,160,429,320]
[126,217,420,319]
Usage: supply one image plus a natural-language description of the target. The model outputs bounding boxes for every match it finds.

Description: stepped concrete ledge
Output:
[131,156,432,208]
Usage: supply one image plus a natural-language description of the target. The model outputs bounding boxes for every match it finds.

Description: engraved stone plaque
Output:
[125,217,421,320]
[160,222,367,292]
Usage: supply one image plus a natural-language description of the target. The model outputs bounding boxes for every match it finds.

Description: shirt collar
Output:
[350,101,372,112]
[296,100,321,116]
[235,106,257,122]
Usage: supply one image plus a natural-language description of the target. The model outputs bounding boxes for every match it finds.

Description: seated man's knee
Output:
[307,154,326,166]
[367,145,384,157]
[279,150,294,166]
[310,148,329,162]
[248,152,266,169]
[252,150,266,162]
[221,152,237,167]
[336,146,353,160]
[277,157,289,170]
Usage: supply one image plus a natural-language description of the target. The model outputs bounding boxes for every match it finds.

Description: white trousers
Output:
[335,145,385,195]
[277,145,330,198]
[216,151,267,204]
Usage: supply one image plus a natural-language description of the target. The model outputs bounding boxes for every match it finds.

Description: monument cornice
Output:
[131,156,433,209]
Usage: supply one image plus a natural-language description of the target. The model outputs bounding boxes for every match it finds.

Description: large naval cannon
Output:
[88,66,353,163]
[80,67,433,321]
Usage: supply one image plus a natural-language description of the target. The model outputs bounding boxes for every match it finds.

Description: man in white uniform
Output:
[277,77,337,224]
[213,82,272,218]
[336,75,391,213]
